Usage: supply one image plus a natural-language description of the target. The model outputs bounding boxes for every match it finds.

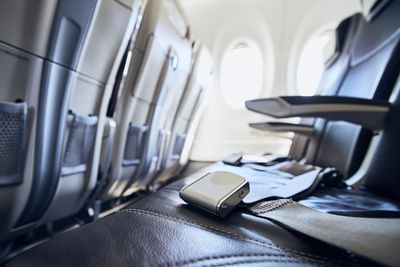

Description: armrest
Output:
[245,96,390,130]
[249,122,314,136]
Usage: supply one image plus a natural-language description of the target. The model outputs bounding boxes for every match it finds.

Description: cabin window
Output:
[296,31,334,96]
[220,39,264,109]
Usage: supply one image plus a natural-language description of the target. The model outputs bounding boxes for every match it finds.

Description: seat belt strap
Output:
[248,199,400,267]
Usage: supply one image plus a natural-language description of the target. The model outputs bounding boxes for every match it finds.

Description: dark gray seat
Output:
[0,0,59,245]
[251,0,400,182]
[0,0,145,246]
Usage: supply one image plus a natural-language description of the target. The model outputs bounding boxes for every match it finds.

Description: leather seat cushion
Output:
[6,176,377,267]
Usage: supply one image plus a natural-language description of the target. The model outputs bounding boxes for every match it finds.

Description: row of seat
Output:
[0,0,213,251]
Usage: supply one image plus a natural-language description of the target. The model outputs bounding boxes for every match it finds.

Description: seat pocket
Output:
[123,123,148,167]
[61,111,98,176]
[171,133,186,160]
[0,101,27,185]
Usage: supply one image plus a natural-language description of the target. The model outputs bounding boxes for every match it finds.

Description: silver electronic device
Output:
[180,171,250,217]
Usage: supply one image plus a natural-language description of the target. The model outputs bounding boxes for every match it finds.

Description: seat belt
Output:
[181,171,400,266]
[247,199,400,267]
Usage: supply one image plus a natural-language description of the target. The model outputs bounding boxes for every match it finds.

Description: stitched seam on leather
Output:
[251,199,293,214]
[176,258,303,267]
[205,259,320,267]
[120,208,355,265]
[157,253,335,267]
[122,208,276,247]
[203,258,324,267]
[206,259,319,267]
[168,256,335,267]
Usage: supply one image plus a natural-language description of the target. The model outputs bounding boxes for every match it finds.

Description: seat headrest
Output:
[361,0,392,21]
[351,0,400,65]
[324,14,360,67]
[335,16,355,54]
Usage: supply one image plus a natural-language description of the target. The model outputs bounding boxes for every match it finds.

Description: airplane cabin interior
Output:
[0,0,400,266]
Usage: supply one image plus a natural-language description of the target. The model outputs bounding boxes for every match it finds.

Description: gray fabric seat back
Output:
[0,0,59,243]
[36,0,145,226]
[154,41,213,187]
[103,0,192,199]
[0,0,145,242]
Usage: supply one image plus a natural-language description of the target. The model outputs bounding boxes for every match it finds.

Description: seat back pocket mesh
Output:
[172,133,186,159]
[62,112,98,176]
[0,101,27,185]
[123,124,148,166]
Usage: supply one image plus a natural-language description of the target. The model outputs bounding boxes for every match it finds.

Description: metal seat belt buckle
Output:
[180,171,250,218]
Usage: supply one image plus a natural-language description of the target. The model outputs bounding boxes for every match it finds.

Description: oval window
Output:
[296,31,334,96]
[220,39,264,109]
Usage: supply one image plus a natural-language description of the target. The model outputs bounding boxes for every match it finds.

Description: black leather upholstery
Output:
[5,176,378,267]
